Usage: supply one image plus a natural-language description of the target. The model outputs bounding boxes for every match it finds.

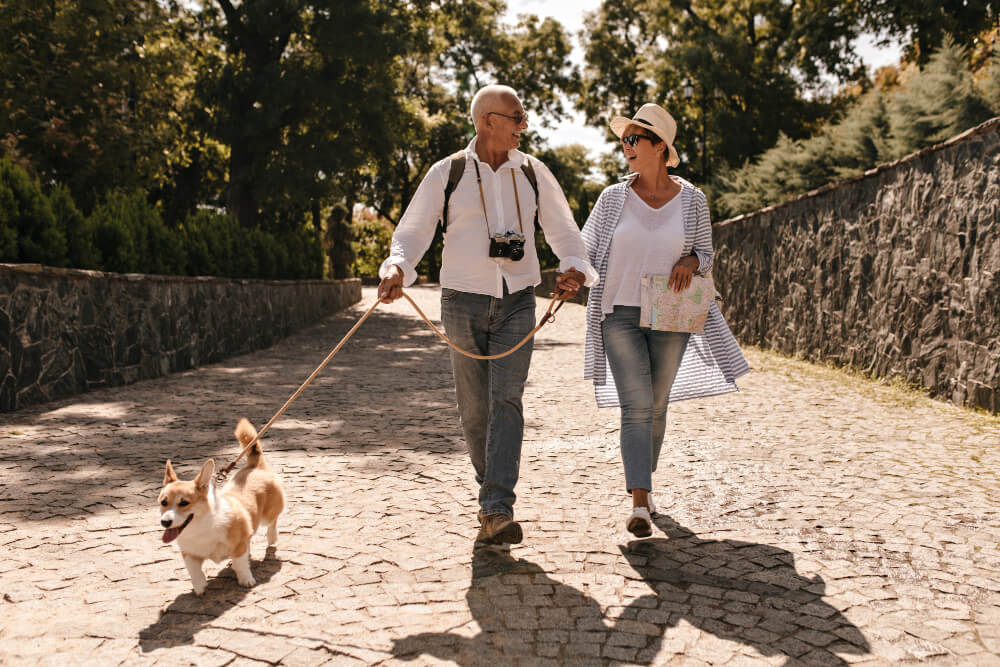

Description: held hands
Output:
[667,255,700,293]
[553,267,585,301]
[378,265,404,303]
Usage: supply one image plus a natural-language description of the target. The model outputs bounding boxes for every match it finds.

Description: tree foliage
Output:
[578,0,868,184]
[713,39,997,219]
[860,0,999,65]
[2,0,997,278]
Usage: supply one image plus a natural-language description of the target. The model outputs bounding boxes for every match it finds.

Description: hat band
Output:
[634,118,653,126]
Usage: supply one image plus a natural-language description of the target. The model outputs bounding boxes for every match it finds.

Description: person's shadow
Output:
[138,547,283,652]
[391,515,869,665]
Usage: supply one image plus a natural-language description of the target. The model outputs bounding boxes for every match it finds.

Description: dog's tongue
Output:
[162,527,181,543]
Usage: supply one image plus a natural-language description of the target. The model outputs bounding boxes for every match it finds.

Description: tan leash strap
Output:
[217,296,383,482]
[399,291,563,361]
[217,289,568,482]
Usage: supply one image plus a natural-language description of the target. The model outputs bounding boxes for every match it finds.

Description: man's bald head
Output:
[470,85,521,131]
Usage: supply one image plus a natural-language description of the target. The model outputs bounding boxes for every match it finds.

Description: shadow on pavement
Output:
[391,515,870,664]
[0,298,460,520]
[137,548,283,652]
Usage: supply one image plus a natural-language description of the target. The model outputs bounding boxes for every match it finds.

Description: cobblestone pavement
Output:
[2,285,1000,666]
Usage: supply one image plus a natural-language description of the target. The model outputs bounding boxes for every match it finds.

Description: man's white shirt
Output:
[379,137,598,297]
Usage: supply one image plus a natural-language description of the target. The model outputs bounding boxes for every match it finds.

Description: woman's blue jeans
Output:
[602,306,690,493]
[440,285,535,518]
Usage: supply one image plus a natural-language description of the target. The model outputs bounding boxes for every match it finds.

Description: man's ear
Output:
[194,459,215,490]
[164,460,178,485]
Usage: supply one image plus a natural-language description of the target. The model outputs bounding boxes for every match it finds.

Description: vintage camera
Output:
[488,232,526,261]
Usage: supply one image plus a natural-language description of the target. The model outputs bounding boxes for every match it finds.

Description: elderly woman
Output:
[581,103,749,538]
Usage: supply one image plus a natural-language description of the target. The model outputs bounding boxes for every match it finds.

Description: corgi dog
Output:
[158,418,285,595]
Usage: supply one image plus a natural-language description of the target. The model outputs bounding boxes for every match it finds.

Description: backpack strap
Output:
[442,151,541,232]
[441,150,467,233]
[519,157,539,227]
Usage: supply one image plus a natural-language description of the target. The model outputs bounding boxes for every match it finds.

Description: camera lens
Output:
[509,244,524,261]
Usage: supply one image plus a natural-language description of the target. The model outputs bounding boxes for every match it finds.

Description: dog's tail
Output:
[235,418,265,467]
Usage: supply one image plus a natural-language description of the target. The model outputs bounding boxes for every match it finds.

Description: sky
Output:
[504,0,905,160]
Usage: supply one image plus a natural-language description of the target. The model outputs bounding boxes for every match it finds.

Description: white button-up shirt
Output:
[379,137,598,297]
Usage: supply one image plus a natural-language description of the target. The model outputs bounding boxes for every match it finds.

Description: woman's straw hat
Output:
[609,103,680,167]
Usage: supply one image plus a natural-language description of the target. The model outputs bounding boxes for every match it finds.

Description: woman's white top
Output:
[601,188,685,314]
[581,175,750,408]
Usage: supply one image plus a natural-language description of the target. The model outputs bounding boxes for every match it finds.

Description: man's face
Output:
[487,95,529,151]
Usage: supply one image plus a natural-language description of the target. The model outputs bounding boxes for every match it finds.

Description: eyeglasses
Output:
[621,133,658,147]
[488,111,528,124]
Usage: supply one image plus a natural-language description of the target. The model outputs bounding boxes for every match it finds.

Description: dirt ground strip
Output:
[1,285,999,666]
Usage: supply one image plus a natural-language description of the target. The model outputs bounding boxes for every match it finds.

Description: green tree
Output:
[0,0,195,212]
[578,0,868,184]
[352,1,580,280]
[713,39,994,218]
[860,0,999,64]
[982,40,1000,113]
[193,0,407,232]
[888,37,993,157]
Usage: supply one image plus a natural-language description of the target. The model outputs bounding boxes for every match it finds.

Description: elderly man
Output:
[378,84,598,546]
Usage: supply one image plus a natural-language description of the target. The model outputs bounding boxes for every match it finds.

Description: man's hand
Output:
[378,265,404,303]
[553,267,585,301]
[667,255,700,293]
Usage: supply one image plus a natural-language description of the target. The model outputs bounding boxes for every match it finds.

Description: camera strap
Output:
[472,158,531,240]
[472,160,493,238]
[510,170,525,234]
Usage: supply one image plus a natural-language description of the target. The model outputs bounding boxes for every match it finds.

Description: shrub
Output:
[0,156,67,265]
[351,216,394,277]
[49,184,99,270]
[88,191,184,274]
[180,209,323,279]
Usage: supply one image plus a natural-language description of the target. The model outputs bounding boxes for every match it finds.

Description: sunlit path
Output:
[2,286,998,665]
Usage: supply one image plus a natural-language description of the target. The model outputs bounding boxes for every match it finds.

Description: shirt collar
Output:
[467,136,525,169]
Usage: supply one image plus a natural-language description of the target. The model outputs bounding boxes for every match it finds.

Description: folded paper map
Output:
[639,274,714,334]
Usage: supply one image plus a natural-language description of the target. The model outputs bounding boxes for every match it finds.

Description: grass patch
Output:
[744,345,1000,429]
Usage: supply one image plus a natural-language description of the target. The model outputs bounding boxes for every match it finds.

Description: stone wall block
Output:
[713,117,1000,412]
[0,264,361,411]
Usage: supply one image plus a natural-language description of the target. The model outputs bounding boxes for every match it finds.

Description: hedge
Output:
[0,155,323,279]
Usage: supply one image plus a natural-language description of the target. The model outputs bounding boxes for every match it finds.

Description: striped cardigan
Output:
[581,175,750,408]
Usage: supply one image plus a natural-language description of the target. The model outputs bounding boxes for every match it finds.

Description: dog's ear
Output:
[194,459,215,490]
[164,460,179,485]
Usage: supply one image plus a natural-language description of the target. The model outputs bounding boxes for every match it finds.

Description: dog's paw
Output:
[192,582,207,596]
[237,573,256,587]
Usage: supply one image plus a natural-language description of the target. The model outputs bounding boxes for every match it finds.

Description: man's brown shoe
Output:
[476,513,523,545]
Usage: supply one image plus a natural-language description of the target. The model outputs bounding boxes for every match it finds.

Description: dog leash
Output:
[215,289,568,483]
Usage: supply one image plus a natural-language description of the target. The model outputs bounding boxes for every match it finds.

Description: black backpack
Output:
[440,150,539,233]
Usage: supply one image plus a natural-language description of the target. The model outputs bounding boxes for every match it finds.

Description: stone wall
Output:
[0,264,361,411]
[713,117,1000,413]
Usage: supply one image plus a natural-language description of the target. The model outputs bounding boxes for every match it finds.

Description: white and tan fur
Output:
[158,419,285,595]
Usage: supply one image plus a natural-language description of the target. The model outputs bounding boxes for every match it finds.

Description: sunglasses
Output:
[488,111,528,124]
[621,133,658,146]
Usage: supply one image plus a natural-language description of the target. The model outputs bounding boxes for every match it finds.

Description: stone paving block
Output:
[2,286,1000,665]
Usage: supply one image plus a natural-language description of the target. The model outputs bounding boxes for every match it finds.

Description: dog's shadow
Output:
[392,515,870,665]
[138,547,282,652]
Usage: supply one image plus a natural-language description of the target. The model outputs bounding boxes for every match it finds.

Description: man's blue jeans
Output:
[440,285,535,518]
[602,306,690,493]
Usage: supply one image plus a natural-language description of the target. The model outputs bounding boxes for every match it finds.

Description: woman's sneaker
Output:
[647,493,657,515]
[627,507,652,537]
